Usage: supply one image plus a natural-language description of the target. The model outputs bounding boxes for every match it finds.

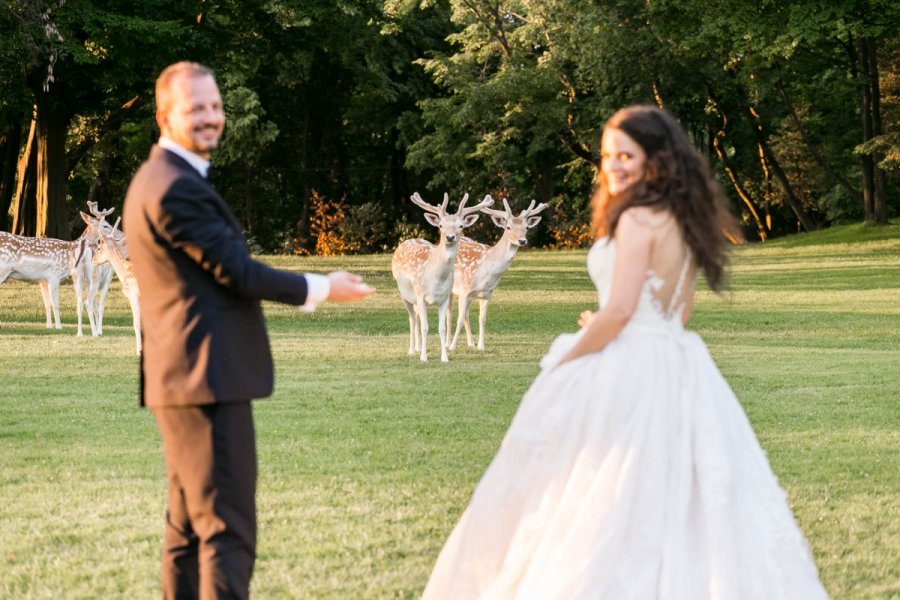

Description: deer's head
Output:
[411,192,494,246]
[481,199,549,247]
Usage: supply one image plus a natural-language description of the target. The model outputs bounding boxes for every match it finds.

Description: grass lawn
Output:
[1,222,898,598]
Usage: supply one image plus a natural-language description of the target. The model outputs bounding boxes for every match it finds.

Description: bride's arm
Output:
[681,294,694,325]
[557,210,654,366]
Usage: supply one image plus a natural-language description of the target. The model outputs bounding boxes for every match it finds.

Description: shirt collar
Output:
[158,137,211,178]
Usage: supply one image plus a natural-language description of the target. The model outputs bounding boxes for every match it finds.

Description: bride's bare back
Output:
[630,207,697,324]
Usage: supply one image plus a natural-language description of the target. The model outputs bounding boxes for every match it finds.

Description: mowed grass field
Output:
[1,222,898,599]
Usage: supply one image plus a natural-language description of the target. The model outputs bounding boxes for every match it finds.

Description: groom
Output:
[123,61,373,598]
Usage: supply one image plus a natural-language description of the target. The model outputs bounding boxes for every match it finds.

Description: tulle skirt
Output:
[421,324,828,599]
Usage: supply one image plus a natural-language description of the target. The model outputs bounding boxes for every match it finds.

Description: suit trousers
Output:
[152,402,257,600]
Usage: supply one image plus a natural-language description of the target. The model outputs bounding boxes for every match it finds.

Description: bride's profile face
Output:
[600,127,647,196]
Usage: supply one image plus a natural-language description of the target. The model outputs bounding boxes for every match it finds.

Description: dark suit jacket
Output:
[123,145,309,407]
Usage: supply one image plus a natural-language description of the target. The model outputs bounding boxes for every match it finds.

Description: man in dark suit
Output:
[123,61,373,599]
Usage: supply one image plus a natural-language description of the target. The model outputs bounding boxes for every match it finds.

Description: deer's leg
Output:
[449,294,468,351]
[463,298,474,347]
[437,297,450,363]
[40,281,61,329]
[416,297,429,362]
[84,269,100,336]
[39,281,52,327]
[402,300,417,355]
[96,272,112,336]
[477,299,489,350]
[413,307,422,352]
[73,273,87,337]
[445,298,452,348]
[46,280,62,329]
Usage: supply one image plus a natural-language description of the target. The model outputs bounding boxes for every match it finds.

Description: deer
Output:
[391,192,494,362]
[93,223,141,354]
[447,198,548,352]
[0,231,90,333]
[79,201,126,336]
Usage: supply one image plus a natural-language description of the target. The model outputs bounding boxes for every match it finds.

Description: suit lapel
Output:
[152,146,246,239]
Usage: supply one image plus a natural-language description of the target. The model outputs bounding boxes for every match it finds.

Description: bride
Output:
[421,106,829,599]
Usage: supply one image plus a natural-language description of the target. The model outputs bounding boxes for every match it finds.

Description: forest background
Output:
[0,0,897,254]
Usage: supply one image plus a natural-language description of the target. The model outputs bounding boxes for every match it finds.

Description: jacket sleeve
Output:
[157,175,309,305]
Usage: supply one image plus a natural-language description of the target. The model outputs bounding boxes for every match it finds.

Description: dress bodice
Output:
[587,236,694,332]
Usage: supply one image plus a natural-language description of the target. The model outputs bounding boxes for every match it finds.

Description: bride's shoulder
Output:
[619,206,675,230]
[615,208,674,248]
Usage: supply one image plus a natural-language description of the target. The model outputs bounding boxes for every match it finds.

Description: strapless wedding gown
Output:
[421,238,828,599]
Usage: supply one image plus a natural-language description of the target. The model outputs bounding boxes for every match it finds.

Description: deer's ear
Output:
[526,216,542,228]
[80,212,91,224]
[424,213,441,227]
[490,214,507,228]
[462,214,480,227]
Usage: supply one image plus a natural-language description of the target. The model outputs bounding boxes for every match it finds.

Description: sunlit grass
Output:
[1,222,897,598]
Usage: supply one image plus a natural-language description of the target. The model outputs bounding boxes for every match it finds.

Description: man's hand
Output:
[327,271,374,302]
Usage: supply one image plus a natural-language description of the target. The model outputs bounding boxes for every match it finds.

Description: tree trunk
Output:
[760,138,819,232]
[713,134,767,241]
[35,92,71,239]
[747,106,818,232]
[12,117,38,236]
[865,38,888,225]
[0,123,22,231]
[857,37,876,222]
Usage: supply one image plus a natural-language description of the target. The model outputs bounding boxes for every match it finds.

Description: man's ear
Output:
[155,110,168,135]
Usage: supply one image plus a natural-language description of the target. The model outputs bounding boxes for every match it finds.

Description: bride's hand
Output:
[578,310,596,328]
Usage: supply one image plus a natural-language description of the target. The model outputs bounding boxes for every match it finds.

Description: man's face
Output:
[157,73,225,159]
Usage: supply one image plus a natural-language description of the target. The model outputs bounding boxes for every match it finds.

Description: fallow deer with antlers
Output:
[79,201,126,336]
[391,192,494,362]
[448,198,548,351]
[93,223,141,354]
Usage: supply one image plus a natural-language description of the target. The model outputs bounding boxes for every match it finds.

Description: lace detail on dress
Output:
[588,236,695,332]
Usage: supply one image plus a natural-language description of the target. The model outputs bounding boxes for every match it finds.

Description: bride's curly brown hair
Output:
[591,105,740,292]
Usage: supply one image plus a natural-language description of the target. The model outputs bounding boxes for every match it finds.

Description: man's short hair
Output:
[155,61,214,112]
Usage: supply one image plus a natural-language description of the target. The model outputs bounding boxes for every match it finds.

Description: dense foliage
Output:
[0,0,896,250]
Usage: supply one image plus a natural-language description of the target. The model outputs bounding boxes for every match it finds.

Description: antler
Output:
[481,197,513,218]
[458,193,493,216]
[86,201,114,220]
[521,199,549,217]
[410,192,492,216]
[482,198,548,218]
[409,192,450,215]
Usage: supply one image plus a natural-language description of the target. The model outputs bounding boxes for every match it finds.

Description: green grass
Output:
[1,222,898,598]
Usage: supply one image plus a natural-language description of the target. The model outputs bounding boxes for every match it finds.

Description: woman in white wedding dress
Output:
[421,106,828,599]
